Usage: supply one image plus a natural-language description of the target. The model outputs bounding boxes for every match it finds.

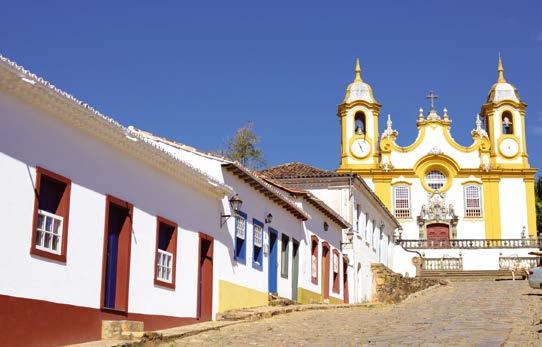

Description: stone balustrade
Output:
[498,256,540,270]
[398,238,542,249]
[422,257,463,271]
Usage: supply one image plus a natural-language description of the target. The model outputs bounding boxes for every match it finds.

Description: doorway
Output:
[291,239,300,302]
[102,196,133,312]
[198,233,214,321]
[427,223,450,247]
[343,258,349,304]
[321,243,330,300]
[268,229,278,294]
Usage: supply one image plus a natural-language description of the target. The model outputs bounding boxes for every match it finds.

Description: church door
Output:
[426,223,450,247]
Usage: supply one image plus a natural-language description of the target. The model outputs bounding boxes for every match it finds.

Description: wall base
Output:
[218,280,268,313]
[0,294,198,347]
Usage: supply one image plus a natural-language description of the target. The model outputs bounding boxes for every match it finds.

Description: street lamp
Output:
[220,194,243,226]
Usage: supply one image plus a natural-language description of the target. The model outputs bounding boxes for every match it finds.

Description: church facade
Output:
[336,58,538,273]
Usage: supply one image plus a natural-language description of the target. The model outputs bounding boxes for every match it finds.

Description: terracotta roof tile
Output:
[259,162,349,179]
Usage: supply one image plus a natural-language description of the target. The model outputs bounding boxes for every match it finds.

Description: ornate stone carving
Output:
[417,191,459,239]
[428,146,443,156]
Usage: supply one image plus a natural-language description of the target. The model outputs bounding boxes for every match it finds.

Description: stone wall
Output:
[371,264,443,304]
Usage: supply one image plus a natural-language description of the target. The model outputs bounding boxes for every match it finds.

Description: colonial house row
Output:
[0,55,350,346]
[259,162,401,301]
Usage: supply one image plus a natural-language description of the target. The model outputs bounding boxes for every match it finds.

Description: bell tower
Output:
[480,56,529,169]
[337,58,381,172]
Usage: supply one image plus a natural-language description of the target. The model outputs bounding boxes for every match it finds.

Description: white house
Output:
[132,129,350,305]
[258,162,401,302]
[0,55,246,346]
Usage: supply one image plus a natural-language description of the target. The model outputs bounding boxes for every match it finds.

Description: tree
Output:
[536,176,542,234]
[223,122,266,169]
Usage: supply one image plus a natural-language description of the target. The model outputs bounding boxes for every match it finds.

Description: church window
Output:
[425,170,446,190]
[501,111,514,134]
[234,211,247,263]
[354,112,366,135]
[393,185,411,219]
[464,185,482,217]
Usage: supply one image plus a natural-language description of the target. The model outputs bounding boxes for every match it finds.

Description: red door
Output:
[321,243,330,300]
[198,234,213,321]
[426,223,450,247]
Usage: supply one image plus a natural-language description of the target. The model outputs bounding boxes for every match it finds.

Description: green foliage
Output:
[223,122,266,169]
[536,176,542,233]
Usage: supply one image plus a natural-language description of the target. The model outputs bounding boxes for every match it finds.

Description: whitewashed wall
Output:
[0,91,223,319]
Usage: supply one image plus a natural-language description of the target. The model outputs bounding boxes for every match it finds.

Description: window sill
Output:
[154,278,176,290]
[463,217,484,221]
[311,278,318,285]
[30,247,66,263]
[281,274,288,279]
[252,261,263,271]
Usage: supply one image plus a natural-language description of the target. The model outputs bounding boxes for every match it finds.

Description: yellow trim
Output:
[481,177,501,239]
[391,180,412,186]
[413,154,460,193]
[297,287,323,304]
[218,280,268,313]
[374,177,392,209]
[497,135,521,159]
[461,179,483,186]
[329,296,344,304]
[525,178,537,238]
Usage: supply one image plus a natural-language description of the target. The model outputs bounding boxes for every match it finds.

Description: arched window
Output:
[393,185,411,219]
[502,111,514,135]
[354,112,366,135]
[464,185,482,217]
[425,170,447,190]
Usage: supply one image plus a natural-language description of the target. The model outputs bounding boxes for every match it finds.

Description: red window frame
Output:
[310,235,319,285]
[332,249,341,293]
[30,167,71,263]
[154,216,178,289]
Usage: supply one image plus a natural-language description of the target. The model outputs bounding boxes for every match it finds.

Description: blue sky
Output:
[1,1,541,173]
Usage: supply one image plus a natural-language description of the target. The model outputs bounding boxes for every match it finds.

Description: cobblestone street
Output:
[164,281,541,346]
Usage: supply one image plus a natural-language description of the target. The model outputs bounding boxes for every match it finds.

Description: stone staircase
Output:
[417,269,526,281]
[268,293,295,306]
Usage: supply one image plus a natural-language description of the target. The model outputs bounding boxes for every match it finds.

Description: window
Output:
[464,185,482,218]
[31,167,71,262]
[393,185,411,219]
[252,219,264,270]
[234,211,247,263]
[425,170,446,190]
[502,111,514,134]
[311,235,319,284]
[281,234,289,278]
[354,112,366,135]
[332,249,340,293]
[155,217,178,288]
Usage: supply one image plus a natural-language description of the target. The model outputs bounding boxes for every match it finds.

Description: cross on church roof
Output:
[426,90,438,111]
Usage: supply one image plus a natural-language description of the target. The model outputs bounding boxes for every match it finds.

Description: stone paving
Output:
[162,280,542,346]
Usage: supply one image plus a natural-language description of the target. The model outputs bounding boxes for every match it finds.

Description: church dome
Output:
[487,56,520,103]
[343,59,377,104]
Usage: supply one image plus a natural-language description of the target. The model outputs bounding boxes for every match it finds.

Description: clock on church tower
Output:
[337,58,381,170]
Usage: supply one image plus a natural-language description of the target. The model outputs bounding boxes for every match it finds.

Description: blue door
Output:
[104,220,119,309]
[268,229,278,293]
